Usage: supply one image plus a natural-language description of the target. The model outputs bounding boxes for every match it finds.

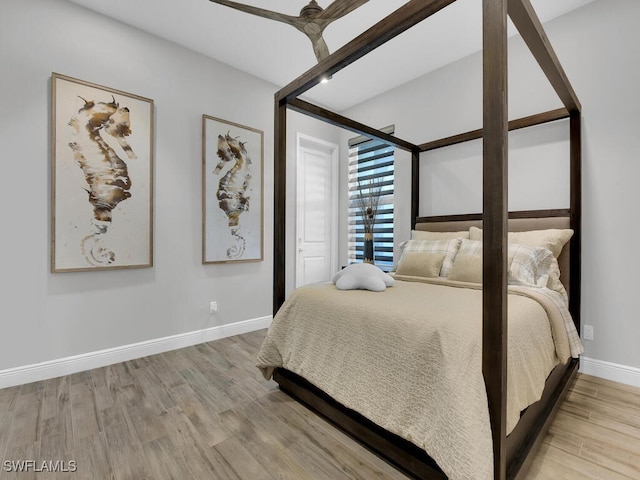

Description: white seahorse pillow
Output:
[332,263,395,292]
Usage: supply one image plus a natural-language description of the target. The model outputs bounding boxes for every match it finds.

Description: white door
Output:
[296,134,339,287]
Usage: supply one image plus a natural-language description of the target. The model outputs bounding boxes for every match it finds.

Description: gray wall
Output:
[0,0,339,375]
[341,0,640,373]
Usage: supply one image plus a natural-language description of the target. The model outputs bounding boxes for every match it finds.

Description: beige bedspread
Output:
[256,276,578,480]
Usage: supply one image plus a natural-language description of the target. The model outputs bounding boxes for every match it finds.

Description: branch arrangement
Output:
[357,177,382,234]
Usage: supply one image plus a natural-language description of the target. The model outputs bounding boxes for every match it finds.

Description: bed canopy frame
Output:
[272,1,581,479]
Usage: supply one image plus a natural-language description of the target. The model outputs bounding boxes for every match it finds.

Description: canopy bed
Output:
[265,1,582,479]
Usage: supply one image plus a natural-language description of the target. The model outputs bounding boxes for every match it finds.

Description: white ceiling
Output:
[68,0,594,111]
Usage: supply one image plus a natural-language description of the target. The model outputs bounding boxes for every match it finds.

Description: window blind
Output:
[348,126,395,270]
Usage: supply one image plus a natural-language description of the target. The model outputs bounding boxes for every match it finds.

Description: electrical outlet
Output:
[209,301,218,313]
[583,324,594,341]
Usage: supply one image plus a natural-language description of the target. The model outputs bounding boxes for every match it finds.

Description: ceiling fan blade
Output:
[308,32,331,62]
[315,0,369,24]
[208,0,299,28]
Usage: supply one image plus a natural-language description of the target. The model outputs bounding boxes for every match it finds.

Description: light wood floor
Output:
[0,330,638,479]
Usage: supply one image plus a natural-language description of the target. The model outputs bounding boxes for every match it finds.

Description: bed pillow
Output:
[390,240,409,272]
[396,251,445,277]
[332,263,395,292]
[469,226,573,258]
[412,230,470,240]
[447,239,566,295]
[395,238,462,277]
[509,243,567,295]
[447,239,483,283]
[509,243,552,285]
[542,256,567,296]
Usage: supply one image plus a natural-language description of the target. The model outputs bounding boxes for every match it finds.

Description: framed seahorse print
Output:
[51,73,154,272]
[202,115,264,264]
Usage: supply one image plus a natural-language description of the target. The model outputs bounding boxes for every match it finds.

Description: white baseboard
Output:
[580,356,640,388]
[0,316,272,389]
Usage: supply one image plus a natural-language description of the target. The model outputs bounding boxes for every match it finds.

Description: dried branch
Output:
[357,176,382,234]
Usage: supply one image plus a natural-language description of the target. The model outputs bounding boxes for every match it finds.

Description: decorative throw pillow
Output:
[396,251,445,278]
[447,239,567,296]
[469,226,573,258]
[447,239,483,283]
[332,263,395,292]
[398,238,463,277]
[509,243,567,296]
[509,243,553,286]
[390,240,409,272]
[545,259,568,297]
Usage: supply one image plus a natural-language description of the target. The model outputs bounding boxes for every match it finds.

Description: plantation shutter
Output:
[348,126,395,270]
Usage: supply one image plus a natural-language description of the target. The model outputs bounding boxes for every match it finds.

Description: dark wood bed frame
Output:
[271,1,582,479]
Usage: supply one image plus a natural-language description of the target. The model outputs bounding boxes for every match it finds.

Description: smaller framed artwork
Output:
[202,115,264,264]
[51,73,154,272]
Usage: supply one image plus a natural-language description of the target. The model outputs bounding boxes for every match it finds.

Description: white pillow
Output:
[332,263,395,292]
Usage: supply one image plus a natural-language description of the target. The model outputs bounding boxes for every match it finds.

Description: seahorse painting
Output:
[214,132,252,259]
[67,96,137,266]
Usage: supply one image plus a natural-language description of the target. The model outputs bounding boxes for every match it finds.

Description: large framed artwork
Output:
[51,73,154,272]
[202,115,263,264]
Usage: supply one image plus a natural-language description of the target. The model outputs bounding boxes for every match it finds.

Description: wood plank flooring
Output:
[0,330,639,479]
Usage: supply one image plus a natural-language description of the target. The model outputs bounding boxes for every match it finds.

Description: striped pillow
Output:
[397,238,463,277]
[447,239,567,295]
[509,243,566,296]
[509,243,553,286]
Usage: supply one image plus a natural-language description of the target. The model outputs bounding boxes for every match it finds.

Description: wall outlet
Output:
[583,324,594,341]
[209,301,218,314]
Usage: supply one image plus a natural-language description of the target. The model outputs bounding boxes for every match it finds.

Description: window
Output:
[348,127,395,270]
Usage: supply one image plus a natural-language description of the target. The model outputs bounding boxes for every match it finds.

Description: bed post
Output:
[569,111,581,330]
[508,0,582,333]
[273,98,287,315]
[483,0,509,479]
[411,149,420,230]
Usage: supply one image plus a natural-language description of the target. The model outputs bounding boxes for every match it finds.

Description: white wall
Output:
[341,0,640,378]
[0,0,339,383]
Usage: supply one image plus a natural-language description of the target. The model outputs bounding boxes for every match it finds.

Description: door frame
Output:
[295,133,339,288]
